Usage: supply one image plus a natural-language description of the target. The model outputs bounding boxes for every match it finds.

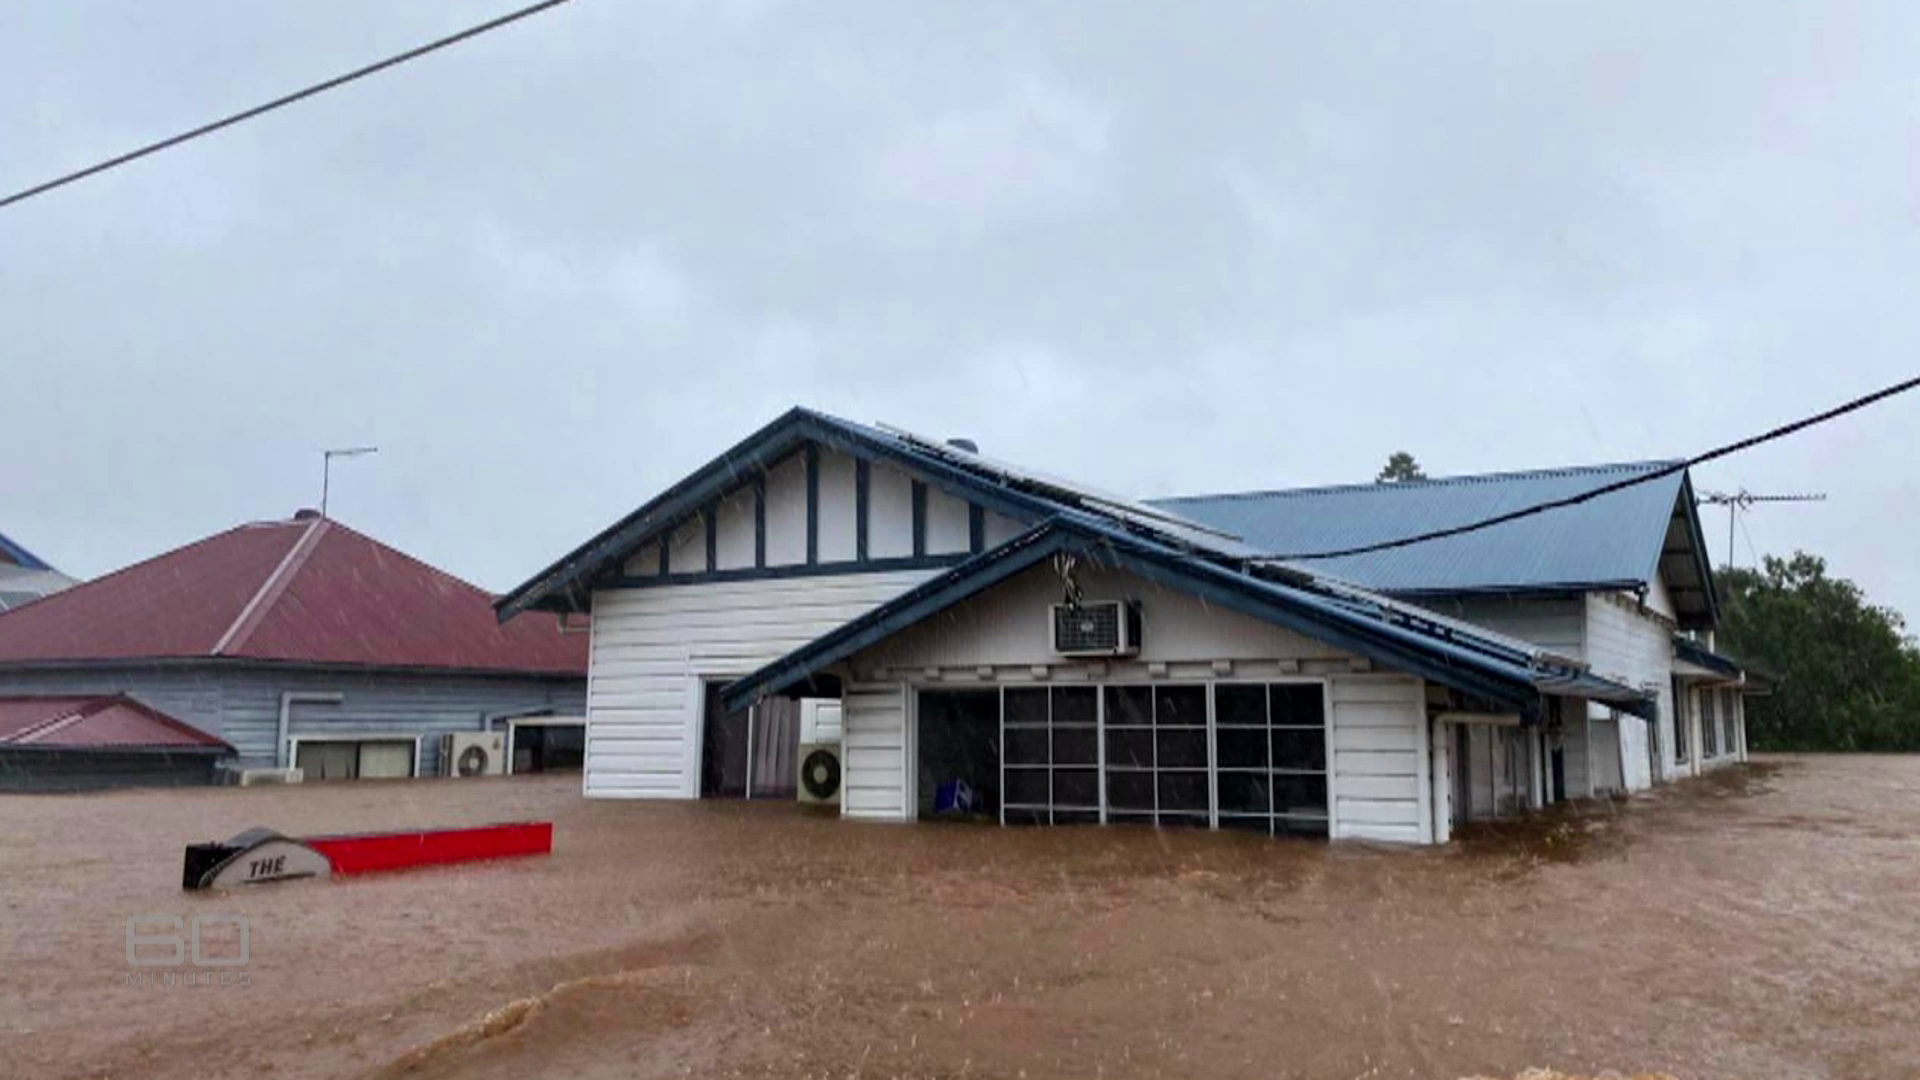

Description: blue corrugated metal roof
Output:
[501,409,1713,630]
[1151,462,1689,598]
[721,514,1658,720]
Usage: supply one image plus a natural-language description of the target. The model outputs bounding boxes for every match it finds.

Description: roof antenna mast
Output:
[320,447,379,519]
[1695,489,1825,569]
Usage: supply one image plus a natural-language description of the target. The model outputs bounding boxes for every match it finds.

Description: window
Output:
[1001,686,1100,825]
[293,738,415,780]
[1212,683,1329,837]
[1700,690,1718,758]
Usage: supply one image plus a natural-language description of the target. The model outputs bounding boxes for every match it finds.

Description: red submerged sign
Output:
[183,822,552,890]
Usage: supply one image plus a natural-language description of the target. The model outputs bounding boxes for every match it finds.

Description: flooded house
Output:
[496,407,1765,842]
[0,513,586,786]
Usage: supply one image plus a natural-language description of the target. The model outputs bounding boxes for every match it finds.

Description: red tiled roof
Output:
[0,695,233,750]
[0,517,589,676]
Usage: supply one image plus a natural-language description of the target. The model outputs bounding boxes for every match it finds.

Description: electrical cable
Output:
[0,0,574,210]
[1270,374,1920,562]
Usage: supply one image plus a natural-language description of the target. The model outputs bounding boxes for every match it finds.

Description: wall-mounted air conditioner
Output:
[441,732,506,777]
[796,742,843,806]
[1049,600,1141,657]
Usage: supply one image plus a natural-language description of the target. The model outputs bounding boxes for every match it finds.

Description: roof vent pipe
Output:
[946,438,979,454]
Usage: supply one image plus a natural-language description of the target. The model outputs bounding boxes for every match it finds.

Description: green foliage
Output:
[1717,552,1920,751]
[1376,451,1426,483]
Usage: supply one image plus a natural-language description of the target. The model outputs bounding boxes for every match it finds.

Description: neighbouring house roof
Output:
[0,530,78,612]
[0,530,54,571]
[1151,462,1719,628]
[0,514,588,676]
[0,695,234,751]
[721,515,1658,721]
[0,566,78,613]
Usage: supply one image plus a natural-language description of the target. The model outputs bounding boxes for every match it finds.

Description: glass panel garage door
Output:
[1001,686,1100,825]
[1103,685,1209,828]
[1213,683,1329,837]
[991,681,1329,834]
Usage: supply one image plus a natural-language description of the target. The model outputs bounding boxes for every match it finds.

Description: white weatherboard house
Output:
[497,408,1764,844]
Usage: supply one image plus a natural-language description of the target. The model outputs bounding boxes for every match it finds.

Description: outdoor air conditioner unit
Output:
[441,732,506,778]
[795,741,843,806]
[1050,600,1141,657]
[238,767,303,786]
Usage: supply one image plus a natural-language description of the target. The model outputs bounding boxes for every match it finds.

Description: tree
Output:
[1376,452,1426,483]
[1717,552,1920,751]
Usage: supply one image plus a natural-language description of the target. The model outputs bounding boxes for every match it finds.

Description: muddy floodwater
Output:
[3,755,1917,1079]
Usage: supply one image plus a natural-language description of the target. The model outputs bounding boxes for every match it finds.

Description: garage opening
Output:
[1212,683,1329,837]
[1103,684,1206,828]
[293,737,416,780]
[1004,686,1100,826]
[920,680,1331,833]
[917,690,1000,820]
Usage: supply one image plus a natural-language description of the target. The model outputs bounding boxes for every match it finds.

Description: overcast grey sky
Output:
[3,2,1916,619]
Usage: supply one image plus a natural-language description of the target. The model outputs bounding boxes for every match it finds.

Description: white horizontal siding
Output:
[1329,675,1429,843]
[842,683,909,820]
[862,561,1346,671]
[1585,594,1673,791]
[585,569,935,799]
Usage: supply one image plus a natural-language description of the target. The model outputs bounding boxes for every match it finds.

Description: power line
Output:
[1271,374,1920,562]
[0,0,574,211]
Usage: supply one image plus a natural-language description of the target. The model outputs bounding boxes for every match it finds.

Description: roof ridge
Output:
[212,518,330,656]
[5,697,105,744]
[1152,459,1684,505]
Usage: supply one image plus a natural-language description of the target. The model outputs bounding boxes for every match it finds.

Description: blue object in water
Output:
[933,779,976,816]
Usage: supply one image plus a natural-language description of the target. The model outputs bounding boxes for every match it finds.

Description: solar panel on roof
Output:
[872,422,1254,555]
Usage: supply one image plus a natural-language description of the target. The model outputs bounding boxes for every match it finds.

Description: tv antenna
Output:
[1695,489,1825,569]
[320,446,379,518]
